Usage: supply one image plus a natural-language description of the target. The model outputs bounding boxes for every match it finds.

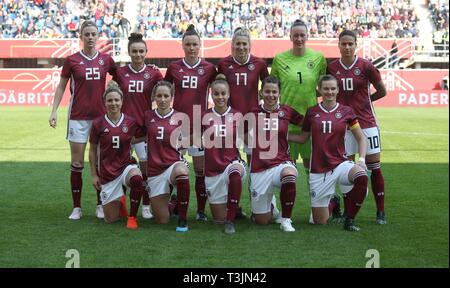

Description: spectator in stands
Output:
[2,0,421,39]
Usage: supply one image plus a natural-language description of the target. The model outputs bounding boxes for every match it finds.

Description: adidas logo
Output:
[125,74,129,77]
[336,71,341,75]
[314,114,320,118]
[179,68,184,73]
[103,128,109,133]
[228,65,234,69]
[284,65,290,70]
[79,61,84,65]
[150,119,155,123]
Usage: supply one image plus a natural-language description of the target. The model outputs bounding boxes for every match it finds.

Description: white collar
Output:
[339,56,358,70]
[104,113,124,127]
[319,102,339,113]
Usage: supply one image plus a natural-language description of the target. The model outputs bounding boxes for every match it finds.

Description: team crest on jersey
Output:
[227,114,234,123]
[248,63,255,71]
[307,60,315,69]
[278,111,285,118]
[122,126,128,133]
[144,73,150,79]
[98,59,104,65]
[354,68,361,76]
[335,112,342,119]
[310,190,316,198]
[69,128,74,137]
[169,118,176,125]
[198,67,205,75]
[251,189,258,198]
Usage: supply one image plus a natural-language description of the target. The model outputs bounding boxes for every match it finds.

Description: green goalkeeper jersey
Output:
[271,48,327,133]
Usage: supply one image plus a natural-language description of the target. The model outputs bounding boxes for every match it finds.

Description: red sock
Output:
[70,165,83,208]
[129,175,144,218]
[345,172,368,219]
[176,175,190,221]
[226,170,242,223]
[195,175,207,213]
[368,162,385,212]
[280,175,296,218]
[141,173,150,206]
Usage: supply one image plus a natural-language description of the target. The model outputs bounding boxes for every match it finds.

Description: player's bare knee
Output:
[104,215,119,224]
[254,214,271,225]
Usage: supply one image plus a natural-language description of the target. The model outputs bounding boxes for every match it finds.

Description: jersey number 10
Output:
[341,78,354,91]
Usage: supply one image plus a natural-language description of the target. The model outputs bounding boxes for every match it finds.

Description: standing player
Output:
[113,33,163,220]
[327,30,387,224]
[88,81,146,229]
[164,24,217,221]
[289,75,369,231]
[202,75,246,234]
[217,26,274,220]
[141,81,191,232]
[249,76,303,232]
[49,20,116,220]
[270,20,326,189]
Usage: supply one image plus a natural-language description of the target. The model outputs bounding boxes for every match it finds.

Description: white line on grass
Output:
[383,131,449,136]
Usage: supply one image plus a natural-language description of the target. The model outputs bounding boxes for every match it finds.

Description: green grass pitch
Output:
[0,106,448,268]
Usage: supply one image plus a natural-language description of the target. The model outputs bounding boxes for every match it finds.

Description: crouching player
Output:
[88,81,146,229]
[249,76,303,232]
[289,75,368,231]
[138,81,191,232]
[202,75,246,234]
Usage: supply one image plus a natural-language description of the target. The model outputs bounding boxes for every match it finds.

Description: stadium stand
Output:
[1,0,421,39]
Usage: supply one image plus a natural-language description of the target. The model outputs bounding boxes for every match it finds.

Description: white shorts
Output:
[133,142,147,162]
[188,145,204,157]
[205,160,246,204]
[250,162,297,214]
[147,161,186,198]
[67,120,93,143]
[309,161,354,208]
[100,164,138,205]
[345,127,381,156]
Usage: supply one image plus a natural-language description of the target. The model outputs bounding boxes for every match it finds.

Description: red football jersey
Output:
[217,55,269,115]
[249,104,304,173]
[89,114,140,184]
[327,56,382,129]
[202,107,243,177]
[302,103,358,173]
[164,58,217,123]
[144,109,188,177]
[113,64,163,127]
[61,51,116,120]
